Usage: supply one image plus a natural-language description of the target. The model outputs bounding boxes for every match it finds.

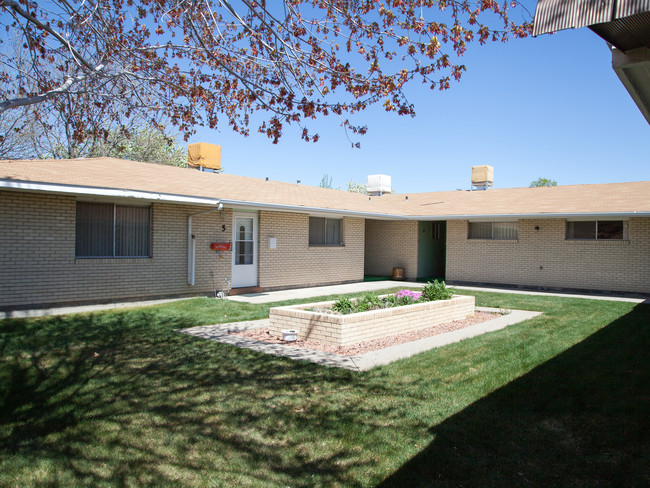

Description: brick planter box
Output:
[269,295,475,346]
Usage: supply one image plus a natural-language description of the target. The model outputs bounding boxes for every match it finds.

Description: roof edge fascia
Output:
[0,180,220,206]
[412,212,650,220]
[222,202,650,220]
[3,182,648,219]
[220,199,410,220]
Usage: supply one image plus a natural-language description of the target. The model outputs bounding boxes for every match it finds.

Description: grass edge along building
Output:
[1,151,649,311]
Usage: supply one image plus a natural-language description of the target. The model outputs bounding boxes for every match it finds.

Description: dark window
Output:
[566,221,595,239]
[76,202,151,257]
[597,221,625,240]
[309,217,343,246]
[468,221,518,240]
[432,222,442,240]
[566,220,626,240]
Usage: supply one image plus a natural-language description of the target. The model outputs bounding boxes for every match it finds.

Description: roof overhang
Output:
[219,199,411,220]
[532,0,650,40]
[0,179,220,206]
[3,179,649,220]
[612,47,650,124]
[533,0,650,124]
[422,212,650,220]
[223,200,650,220]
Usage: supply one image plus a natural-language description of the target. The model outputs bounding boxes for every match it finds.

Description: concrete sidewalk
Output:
[0,281,408,319]
[227,280,422,304]
[179,307,543,371]
[2,280,646,319]
[228,281,647,304]
[0,297,189,320]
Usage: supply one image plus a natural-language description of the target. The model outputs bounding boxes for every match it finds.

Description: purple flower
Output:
[395,290,422,300]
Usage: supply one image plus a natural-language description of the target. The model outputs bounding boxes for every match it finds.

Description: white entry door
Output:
[231,213,258,288]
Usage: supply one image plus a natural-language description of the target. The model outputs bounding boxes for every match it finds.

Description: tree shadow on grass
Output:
[376,303,650,487]
[0,309,396,486]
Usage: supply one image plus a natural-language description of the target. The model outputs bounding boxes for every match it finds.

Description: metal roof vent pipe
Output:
[367,174,392,196]
[471,165,494,191]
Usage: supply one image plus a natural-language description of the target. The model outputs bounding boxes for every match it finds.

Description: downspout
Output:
[188,203,223,285]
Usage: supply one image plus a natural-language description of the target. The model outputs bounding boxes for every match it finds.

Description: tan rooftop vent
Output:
[471,165,493,190]
[188,142,221,171]
[367,174,392,196]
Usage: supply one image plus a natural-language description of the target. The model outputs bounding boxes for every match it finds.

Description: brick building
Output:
[1,157,648,311]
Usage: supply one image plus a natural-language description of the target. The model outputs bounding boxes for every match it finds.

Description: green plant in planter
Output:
[421,280,453,301]
[355,292,383,312]
[397,294,416,306]
[332,297,354,314]
[382,294,399,308]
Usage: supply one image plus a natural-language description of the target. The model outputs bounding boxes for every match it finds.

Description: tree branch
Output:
[0,0,97,72]
[0,64,104,113]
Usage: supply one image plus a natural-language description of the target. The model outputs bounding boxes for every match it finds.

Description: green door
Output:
[417,221,446,280]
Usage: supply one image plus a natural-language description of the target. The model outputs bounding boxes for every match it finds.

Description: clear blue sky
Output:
[190,11,649,194]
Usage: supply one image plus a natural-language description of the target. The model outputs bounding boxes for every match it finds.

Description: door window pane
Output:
[237,218,253,241]
[235,218,254,265]
[235,241,253,265]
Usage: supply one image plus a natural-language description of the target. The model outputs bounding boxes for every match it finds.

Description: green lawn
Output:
[1,290,648,487]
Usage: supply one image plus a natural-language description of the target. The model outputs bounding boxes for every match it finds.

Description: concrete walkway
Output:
[228,281,647,305]
[1,282,402,319]
[2,280,645,319]
[179,307,542,371]
[0,298,189,320]
[227,280,423,304]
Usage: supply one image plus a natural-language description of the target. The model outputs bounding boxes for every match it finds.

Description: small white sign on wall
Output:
[269,237,277,249]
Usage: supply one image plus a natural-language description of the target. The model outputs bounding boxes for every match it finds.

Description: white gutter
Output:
[410,211,650,220]
[0,180,220,206]
[4,179,648,221]
[217,199,412,220]
[217,199,650,220]
[188,204,223,286]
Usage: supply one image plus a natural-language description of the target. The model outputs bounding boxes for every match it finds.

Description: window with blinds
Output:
[76,202,152,257]
[309,217,343,246]
[468,221,518,240]
[566,220,627,240]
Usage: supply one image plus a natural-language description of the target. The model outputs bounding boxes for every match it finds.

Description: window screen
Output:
[468,221,518,240]
[309,217,343,246]
[566,220,626,240]
[76,202,151,257]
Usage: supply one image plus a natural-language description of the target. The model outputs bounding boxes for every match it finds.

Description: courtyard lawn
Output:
[0,290,648,487]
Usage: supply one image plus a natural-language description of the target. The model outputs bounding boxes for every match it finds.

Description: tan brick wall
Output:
[0,191,232,309]
[258,211,364,289]
[269,295,475,345]
[446,218,650,294]
[364,220,418,279]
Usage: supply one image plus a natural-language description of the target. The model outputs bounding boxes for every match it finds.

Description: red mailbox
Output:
[210,242,231,251]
